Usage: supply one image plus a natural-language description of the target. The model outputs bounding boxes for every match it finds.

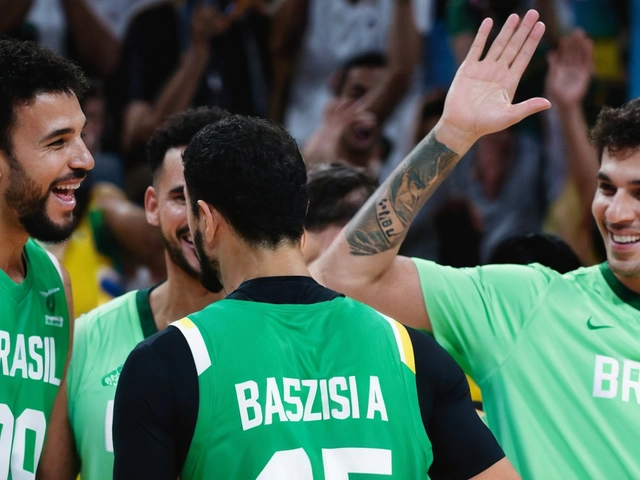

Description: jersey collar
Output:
[599,262,640,311]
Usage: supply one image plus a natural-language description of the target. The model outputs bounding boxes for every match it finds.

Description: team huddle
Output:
[0,9,638,480]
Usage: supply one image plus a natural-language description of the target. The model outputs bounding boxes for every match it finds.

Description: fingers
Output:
[484,13,520,62]
[466,17,494,62]
[497,10,541,66]
[510,97,552,125]
[510,20,546,78]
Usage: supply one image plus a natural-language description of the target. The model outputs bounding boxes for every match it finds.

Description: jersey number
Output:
[0,403,46,479]
[257,447,392,479]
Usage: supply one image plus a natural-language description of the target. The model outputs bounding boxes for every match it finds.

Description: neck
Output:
[149,256,223,330]
[220,240,311,293]
[0,213,30,283]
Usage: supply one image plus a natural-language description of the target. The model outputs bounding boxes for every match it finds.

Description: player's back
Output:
[174,295,432,479]
[0,239,69,479]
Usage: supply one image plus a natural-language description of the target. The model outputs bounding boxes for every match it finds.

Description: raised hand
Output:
[545,29,594,107]
[437,10,551,153]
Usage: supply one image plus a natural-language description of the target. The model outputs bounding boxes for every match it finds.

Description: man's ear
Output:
[198,199,219,243]
[144,186,159,226]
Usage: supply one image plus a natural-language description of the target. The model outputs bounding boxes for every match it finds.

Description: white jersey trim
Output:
[171,318,212,376]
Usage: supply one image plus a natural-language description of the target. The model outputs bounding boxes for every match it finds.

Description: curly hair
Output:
[589,98,640,160]
[183,115,308,247]
[0,38,88,154]
[147,106,230,177]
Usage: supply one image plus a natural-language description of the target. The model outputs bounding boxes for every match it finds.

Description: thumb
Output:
[509,97,552,126]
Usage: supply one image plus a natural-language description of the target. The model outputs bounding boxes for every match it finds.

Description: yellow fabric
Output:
[61,201,118,317]
[467,375,482,403]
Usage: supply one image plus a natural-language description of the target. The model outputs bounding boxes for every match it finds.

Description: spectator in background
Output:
[303,53,388,174]
[0,0,163,77]
[111,1,271,204]
[543,29,601,265]
[303,162,378,264]
[271,0,429,173]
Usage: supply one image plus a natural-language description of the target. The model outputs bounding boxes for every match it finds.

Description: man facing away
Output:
[311,9,640,480]
[112,114,520,479]
[39,107,229,480]
[0,38,94,478]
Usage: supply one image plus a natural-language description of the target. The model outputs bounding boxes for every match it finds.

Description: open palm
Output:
[440,11,551,149]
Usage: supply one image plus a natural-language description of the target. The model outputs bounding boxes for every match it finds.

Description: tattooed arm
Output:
[310,10,551,330]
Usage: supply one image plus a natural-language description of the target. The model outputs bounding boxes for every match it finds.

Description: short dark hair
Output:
[305,163,378,232]
[147,106,230,177]
[334,52,386,96]
[0,38,88,154]
[183,115,308,247]
[589,98,640,161]
[488,233,582,273]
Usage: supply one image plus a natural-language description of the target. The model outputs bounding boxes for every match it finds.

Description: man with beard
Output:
[45,107,228,480]
[111,112,521,478]
[0,39,93,478]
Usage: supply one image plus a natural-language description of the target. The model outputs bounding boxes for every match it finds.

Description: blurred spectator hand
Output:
[545,30,594,108]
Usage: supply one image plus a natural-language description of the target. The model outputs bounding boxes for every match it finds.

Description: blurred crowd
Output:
[0,0,630,316]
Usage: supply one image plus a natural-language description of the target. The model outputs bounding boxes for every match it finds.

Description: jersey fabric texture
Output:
[67,288,156,480]
[175,295,432,478]
[0,239,69,479]
[413,259,640,479]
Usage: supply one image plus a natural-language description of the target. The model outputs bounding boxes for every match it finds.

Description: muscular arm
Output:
[37,267,79,480]
[311,11,550,330]
[113,329,198,479]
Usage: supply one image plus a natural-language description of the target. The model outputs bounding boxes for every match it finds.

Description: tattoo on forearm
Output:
[347,133,458,255]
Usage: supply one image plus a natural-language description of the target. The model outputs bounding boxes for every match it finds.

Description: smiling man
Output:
[51,107,229,480]
[311,11,640,479]
[0,39,93,479]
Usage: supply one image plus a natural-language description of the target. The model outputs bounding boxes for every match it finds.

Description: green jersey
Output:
[0,239,69,479]
[413,259,640,479]
[173,296,432,479]
[67,288,156,480]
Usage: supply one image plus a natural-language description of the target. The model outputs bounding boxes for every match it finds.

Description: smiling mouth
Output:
[610,232,640,244]
[51,181,82,202]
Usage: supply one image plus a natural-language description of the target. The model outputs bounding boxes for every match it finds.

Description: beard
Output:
[193,228,224,293]
[4,156,83,243]
[162,227,199,279]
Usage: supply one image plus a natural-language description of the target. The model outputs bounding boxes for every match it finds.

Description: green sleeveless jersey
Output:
[67,288,156,480]
[414,259,640,479]
[0,239,69,479]
[173,296,432,479]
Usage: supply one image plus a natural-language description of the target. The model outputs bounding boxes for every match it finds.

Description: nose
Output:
[606,191,636,226]
[69,138,95,172]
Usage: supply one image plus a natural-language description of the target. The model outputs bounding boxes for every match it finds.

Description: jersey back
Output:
[67,289,155,480]
[0,239,69,479]
[175,297,432,479]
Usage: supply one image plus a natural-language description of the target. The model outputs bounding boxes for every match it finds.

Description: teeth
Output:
[612,234,640,244]
[184,235,193,244]
[56,183,81,191]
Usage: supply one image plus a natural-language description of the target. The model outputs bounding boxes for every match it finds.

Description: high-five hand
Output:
[437,10,551,154]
